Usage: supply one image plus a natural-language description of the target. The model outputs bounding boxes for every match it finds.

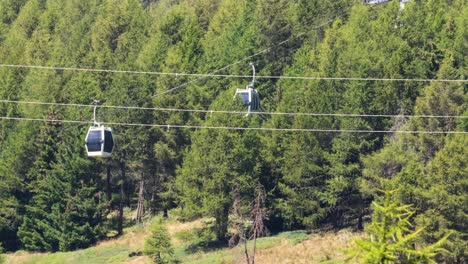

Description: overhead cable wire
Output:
[2,99,467,119]
[0,64,178,76]
[0,12,352,101]
[2,64,464,83]
[0,12,465,105]
[0,116,466,134]
[150,4,464,97]
[0,11,351,97]
[150,12,350,98]
[0,116,465,134]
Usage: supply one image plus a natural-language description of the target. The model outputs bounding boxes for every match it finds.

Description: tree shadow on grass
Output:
[184,239,228,254]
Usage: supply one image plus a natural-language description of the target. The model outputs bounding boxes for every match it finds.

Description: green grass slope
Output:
[6,218,360,264]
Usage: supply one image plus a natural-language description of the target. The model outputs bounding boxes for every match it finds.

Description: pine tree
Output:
[415,134,468,262]
[176,101,262,240]
[144,218,174,264]
[0,122,38,250]
[349,190,450,264]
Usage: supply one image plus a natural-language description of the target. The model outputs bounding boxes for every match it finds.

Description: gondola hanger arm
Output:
[249,62,256,88]
[92,100,101,127]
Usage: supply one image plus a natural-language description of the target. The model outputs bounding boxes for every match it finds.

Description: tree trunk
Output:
[243,236,250,264]
[136,178,145,222]
[358,208,364,230]
[215,204,230,242]
[106,160,112,211]
[251,184,267,264]
[117,162,126,236]
[252,232,257,264]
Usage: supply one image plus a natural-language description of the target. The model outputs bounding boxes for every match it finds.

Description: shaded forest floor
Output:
[5,216,361,264]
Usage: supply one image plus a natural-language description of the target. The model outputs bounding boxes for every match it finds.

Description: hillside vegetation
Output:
[6,217,360,264]
[0,0,466,263]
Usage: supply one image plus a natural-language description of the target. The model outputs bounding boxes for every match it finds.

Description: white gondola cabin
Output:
[85,126,114,157]
[363,0,390,4]
[234,63,261,116]
[364,0,410,9]
[85,100,114,157]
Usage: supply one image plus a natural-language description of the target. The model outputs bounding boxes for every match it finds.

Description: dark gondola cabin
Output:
[85,126,114,157]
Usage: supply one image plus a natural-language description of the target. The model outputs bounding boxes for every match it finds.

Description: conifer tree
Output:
[349,190,450,264]
[0,122,38,250]
[144,218,174,264]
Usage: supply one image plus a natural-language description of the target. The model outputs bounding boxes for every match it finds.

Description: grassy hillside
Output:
[6,217,360,264]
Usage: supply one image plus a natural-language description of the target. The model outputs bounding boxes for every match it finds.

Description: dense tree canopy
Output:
[0,0,465,261]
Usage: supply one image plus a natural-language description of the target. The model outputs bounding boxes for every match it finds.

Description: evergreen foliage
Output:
[0,0,465,259]
[349,190,450,264]
[144,218,174,264]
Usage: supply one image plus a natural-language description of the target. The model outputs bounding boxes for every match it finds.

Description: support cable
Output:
[0,116,466,134]
[1,99,466,119]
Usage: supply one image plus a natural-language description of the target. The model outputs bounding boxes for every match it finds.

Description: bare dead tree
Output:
[250,184,268,264]
[229,187,251,264]
[229,184,269,264]
[135,176,145,222]
[117,161,126,236]
[389,108,409,141]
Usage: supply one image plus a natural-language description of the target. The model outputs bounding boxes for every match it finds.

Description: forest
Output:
[0,0,466,262]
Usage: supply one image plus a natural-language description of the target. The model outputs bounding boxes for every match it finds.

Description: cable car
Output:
[234,63,261,116]
[363,0,390,4]
[85,100,114,157]
[364,0,409,9]
[85,126,114,157]
[399,0,410,10]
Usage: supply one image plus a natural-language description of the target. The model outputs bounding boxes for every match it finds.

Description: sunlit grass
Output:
[8,245,132,264]
[5,214,361,264]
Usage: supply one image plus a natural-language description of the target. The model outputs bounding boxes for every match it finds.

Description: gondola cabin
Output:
[364,0,410,9]
[363,0,390,4]
[234,85,261,115]
[85,126,114,157]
